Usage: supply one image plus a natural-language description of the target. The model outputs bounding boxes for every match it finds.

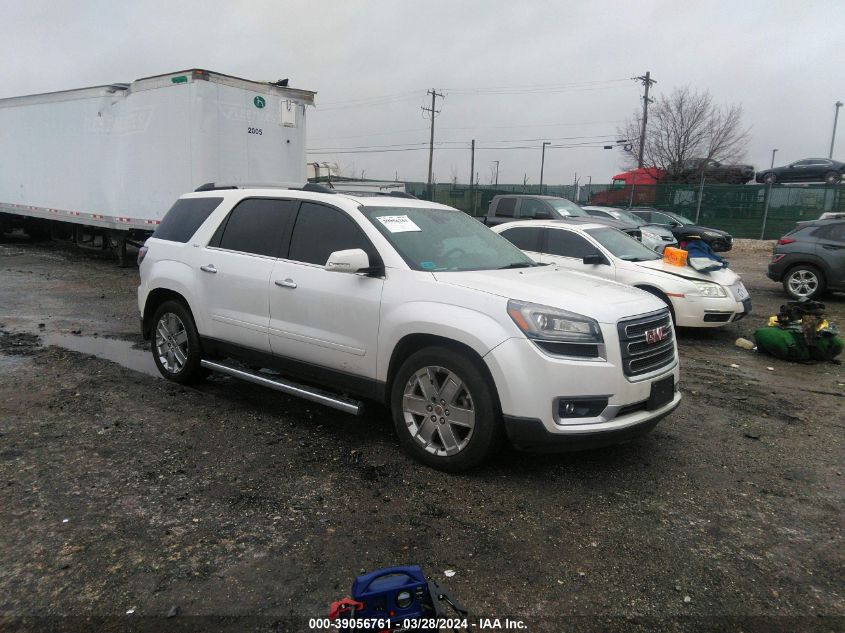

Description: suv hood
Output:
[433,266,665,324]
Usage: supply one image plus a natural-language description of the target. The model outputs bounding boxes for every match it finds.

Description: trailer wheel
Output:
[150,300,206,384]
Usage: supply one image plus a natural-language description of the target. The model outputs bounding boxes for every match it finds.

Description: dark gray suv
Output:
[767,219,845,299]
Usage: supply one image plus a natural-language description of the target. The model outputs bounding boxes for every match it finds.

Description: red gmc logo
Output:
[645,326,667,344]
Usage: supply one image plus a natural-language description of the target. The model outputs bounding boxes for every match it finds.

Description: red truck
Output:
[588,168,664,206]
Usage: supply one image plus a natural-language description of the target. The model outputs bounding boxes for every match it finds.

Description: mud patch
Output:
[0,329,41,355]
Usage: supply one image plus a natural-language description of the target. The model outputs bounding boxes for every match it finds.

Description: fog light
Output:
[556,397,608,419]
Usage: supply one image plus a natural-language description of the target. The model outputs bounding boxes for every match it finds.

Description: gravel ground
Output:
[0,236,842,633]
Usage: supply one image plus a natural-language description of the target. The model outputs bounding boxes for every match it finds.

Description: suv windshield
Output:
[548,199,588,217]
[585,227,660,262]
[362,206,537,272]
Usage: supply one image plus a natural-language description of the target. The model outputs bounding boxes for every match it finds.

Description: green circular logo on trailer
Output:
[253,96,266,109]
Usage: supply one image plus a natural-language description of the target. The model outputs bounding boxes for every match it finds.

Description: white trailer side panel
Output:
[0,71,314,231]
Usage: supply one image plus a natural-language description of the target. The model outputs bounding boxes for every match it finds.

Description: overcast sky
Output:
[2,0,842,185]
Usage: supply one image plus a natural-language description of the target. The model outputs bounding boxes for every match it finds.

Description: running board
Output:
[200,359,364,416]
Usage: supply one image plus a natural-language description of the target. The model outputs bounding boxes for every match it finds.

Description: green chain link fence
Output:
[405,182,844,239]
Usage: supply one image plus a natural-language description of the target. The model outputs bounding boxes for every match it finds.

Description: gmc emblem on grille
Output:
[645,326,667,344]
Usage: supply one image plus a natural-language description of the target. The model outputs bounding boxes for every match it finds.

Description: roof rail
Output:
[194,181,313,192]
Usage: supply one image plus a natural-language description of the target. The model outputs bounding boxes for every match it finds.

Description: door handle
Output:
[822,244,843,249]
[200,264,218,273]
[275,278,297,289]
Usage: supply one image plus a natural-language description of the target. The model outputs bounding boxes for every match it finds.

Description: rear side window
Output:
[214,198,297,257]
[494,198,517,217]
[519,199,552,219]
[545,229,595,258]
[500,227,543,252]
[814,222,845,241]
[288,202,376,266]
[154,197,223,242]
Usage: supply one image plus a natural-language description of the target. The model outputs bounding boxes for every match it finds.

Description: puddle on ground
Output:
[41,333,159,377]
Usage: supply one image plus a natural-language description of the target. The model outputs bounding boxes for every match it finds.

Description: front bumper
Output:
[505,394,680,451]
[483,333,680,446]
[671,294,751,328]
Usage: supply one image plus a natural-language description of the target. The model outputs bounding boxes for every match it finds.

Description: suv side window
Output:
[545,229,595,258]
[651,212,675,225]
[155,197,224,243]
[288,202,377,266]
[213,198,297,257]
[500,226,544,252]
[815,222,845,242]
[495,197,517,217]
[519,198,552,219]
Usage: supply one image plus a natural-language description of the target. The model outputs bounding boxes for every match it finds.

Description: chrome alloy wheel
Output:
[402,366,476,456]
[787,269,819,298]
[155,312,189,374]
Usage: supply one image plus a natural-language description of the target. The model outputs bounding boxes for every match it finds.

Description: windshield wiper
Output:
[498,262,536,269]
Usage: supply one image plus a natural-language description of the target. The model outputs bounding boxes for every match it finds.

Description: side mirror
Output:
[582,253,608,265]
[325,248,371,274]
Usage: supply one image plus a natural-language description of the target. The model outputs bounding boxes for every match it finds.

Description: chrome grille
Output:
[617,309,676,378]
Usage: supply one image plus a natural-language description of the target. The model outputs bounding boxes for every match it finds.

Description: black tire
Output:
[824,171,840,185]
[390,346,503,472]
[150,300,206,384]
[763,172,777,185]
[783,264,826,300]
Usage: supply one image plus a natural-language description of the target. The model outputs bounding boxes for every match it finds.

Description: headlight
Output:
[641,230,657,240]
[691,280,727,297]
[507,300,603,343]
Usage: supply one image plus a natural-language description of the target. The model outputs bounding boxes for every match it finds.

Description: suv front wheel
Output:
[151,300,206,384]
[391,347,502,472]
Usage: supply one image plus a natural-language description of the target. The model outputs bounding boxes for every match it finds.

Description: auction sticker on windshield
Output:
[376,215,422,233]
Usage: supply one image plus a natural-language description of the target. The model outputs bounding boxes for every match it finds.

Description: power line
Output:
[307,140,624,155]
[308,134,621,152]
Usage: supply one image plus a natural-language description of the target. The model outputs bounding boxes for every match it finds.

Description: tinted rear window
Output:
[154,197,223,243]
[494,198,517,217]
[216,198,297,257]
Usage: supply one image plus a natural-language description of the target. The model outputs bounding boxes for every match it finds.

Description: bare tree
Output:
[620,87,750,176]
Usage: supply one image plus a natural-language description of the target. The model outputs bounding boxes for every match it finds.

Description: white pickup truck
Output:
[138,186,681,471]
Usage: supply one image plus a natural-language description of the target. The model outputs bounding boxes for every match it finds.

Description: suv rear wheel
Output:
[391,347,502,472]
[151,300,206,384]
[784,264,826,300]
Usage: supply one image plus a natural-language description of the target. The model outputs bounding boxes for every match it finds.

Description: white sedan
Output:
[494,220,751,328]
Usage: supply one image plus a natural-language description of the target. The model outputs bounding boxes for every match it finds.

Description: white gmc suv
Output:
[138,185,681,471]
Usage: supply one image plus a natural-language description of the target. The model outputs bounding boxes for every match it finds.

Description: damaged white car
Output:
[495,220,751,327]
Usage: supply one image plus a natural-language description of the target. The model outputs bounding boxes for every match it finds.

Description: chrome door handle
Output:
[275,278,297,289]
[200,264,218,273]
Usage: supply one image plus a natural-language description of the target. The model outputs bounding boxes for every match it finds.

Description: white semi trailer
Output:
[0,69,315,264]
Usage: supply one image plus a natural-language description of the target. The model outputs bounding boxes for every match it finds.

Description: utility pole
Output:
[422,89,444,199]
[493,160,499,186]
[830,101,843,159]
[633,71,657,168]
[771,149,778,169]
[539,142,551,194]
[470,139,475,216]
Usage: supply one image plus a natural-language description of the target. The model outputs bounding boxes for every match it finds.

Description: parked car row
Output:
[493,221,751,327]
